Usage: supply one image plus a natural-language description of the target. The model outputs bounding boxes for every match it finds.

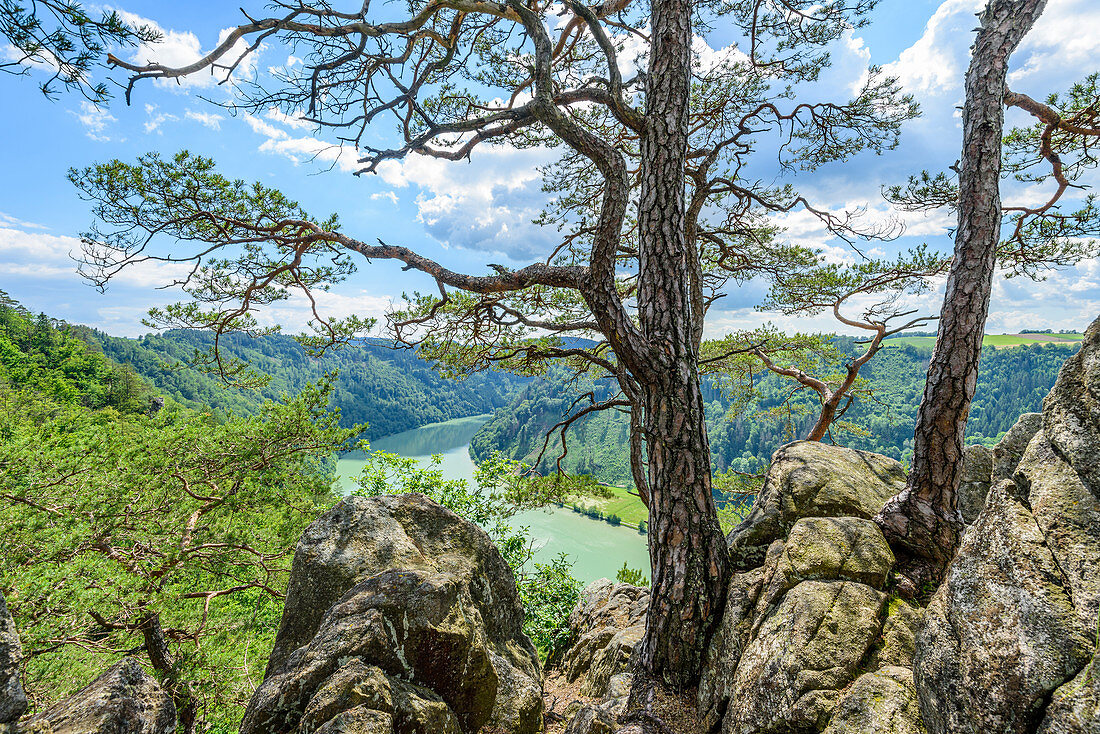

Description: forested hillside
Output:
[0,296,354,729]
[81,329,529,438]
[471,339,1076,486]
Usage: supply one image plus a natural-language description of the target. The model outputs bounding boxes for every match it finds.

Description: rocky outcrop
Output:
[726,441,906,570]
[22,658,175,734]
[240,493,542,734]
[0,591,26,725]
[697,441,922,734]
[958,444,992,524]
[913,317,1100,734]
[915,480,1091,734]
[821,666,925,734]
[559,580,648,699]
[994,412,1042,483]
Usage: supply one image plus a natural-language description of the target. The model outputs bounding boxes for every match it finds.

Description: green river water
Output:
[334,414,651,584]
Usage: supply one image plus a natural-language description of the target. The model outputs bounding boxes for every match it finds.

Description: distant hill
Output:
[78,329,530,439]
[472,338,1078,486]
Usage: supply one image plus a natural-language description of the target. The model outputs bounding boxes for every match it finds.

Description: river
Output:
[334,415,651,584]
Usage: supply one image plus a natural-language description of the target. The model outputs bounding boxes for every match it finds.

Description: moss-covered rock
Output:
[721,580,887,734]
[761,517,894,603]
[822,666,926,734]
[915,480,1092,734]
[727,442,905,570]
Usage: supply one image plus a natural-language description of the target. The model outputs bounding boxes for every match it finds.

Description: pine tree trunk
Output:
[876,0,1047,587]
[634,0,729,688]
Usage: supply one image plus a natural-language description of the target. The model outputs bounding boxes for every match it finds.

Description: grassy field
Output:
[886,333,1083,348]
[567,484,649,528]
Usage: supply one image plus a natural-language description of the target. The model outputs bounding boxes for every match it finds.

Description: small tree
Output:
[701,247,948,441]
[79,0,915,685]
[2,380,356,732]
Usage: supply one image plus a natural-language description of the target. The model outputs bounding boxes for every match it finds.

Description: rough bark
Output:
[876,0,1048,587]
[634,0,730,688]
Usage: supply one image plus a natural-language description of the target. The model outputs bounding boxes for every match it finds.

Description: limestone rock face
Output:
[911,319,1100,734]
[240,493,542,734]
[560,580,648,699]
[958,443,992,524]
[722,580,887,734]
[0,592,26,725]
[727,441,905,569]
[1042,317,1100,500]
[25,658,175,734]
[915,480,1092,734]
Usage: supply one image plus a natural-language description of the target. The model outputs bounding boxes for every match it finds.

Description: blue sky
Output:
[1,0,1098,337]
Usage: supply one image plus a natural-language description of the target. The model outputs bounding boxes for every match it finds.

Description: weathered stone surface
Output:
[722,580,887,734]
[698,567,765,731]
[868,598,923,671]
[958,443,993,524]
[563,705,616,734]
[1042,315,1100,500]
[761,517,894,604]
[915,480,1092,734]
[241,494,542,734]
[1037,654,1100,734]
[822,666,926,734]
[560,580,648,699]
[994,412,1042,483]
[0,591,26,725]
[26,658,175,734]
[1017,433,1100,632]
[727,441,906,569]
[312,707,393,734]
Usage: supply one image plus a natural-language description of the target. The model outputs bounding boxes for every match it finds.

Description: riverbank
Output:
[334,414,651,584]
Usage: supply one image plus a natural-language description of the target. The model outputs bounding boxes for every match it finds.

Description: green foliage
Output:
[516,554,582,658]
[2,376,357,730]
[0,297,155,414]
[0,0,160,103]
[615,562,649,588]
[82,328,529,439]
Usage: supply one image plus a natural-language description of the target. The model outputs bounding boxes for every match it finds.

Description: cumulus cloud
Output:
[243,111,359,172]
[115,10,261,91]
[71,101,118,141]
[375,148,558,260]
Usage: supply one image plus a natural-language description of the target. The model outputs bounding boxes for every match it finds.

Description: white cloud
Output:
[185,109,224,130]
[143,103,178,134]
[115,10,262,91]
[371,191,399,205]
[244,112,359,172]
[0,224,189,289]
[71,101,117,141]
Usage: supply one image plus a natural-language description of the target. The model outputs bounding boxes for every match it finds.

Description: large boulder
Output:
[821,666,926,734]
[23,658,175,734]
[559,580,648,699]
[698,442,911,734]
[0,591,26,725]
[915,480,1092,734]
[727,442,906,569]
[721,580,887,734]
[240,494,542,734]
